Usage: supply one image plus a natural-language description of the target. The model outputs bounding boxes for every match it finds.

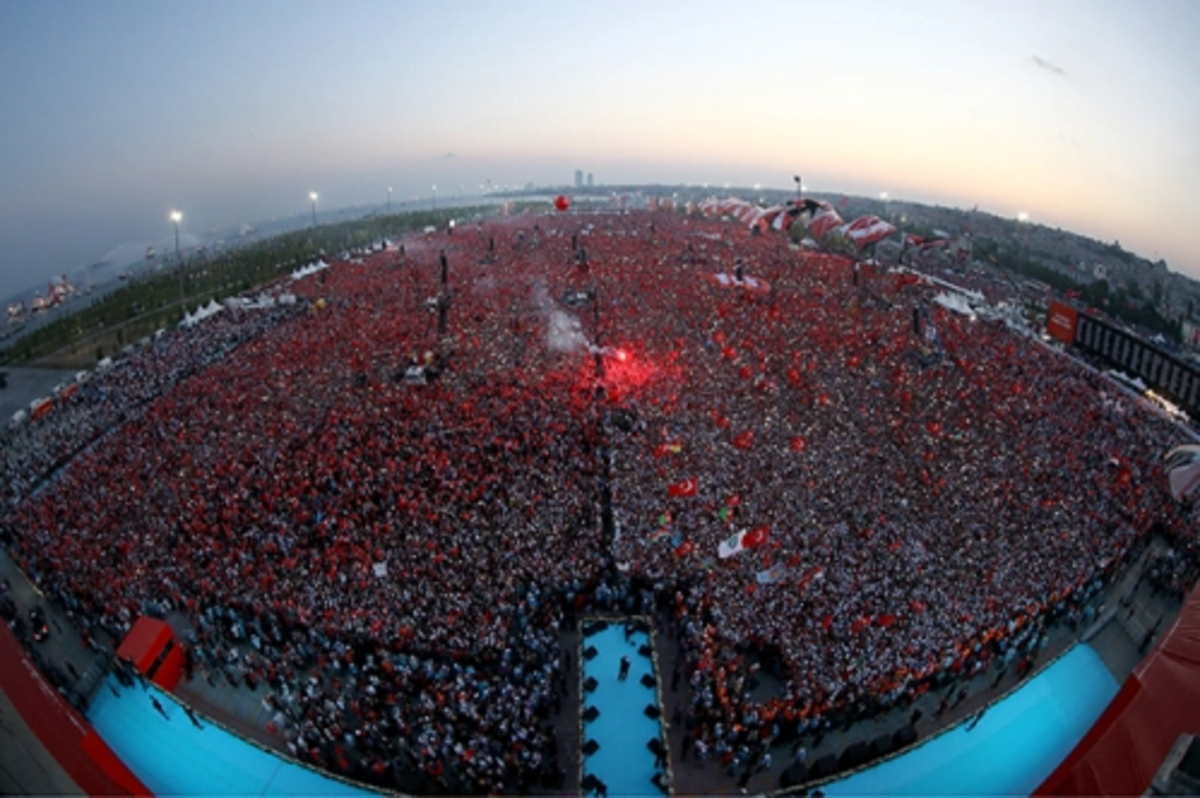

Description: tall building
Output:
[587,173,594,188]
[574,170,583,189]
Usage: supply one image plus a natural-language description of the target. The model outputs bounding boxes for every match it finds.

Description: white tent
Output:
[290,260,330,281]
[181,298,224,327]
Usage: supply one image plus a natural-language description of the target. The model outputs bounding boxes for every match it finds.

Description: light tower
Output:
[170,210,184,312]
[170,210,182,261]
[310,191,318,226]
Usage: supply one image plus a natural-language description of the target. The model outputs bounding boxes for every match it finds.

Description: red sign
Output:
[1046,301,1079,345]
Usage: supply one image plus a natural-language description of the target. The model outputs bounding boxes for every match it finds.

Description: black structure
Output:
[838,741,871,771]
[1073,311,1200,416]
[810,753,838,779]
[892,723,918,749]
[779,762,809,789]
[582,621,608,638]
[869,732,894,759]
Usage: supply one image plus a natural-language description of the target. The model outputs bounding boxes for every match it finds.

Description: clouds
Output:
[1031,55,1066,76]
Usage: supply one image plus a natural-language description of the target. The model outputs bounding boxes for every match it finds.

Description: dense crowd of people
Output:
[2,209,1196,792]
[0,305,299,507]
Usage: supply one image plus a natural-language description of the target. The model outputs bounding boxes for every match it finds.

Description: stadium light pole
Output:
[170,210,184,312]
[170,210,182,261]
[309,192,318,226]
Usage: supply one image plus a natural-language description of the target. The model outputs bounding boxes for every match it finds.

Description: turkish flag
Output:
[743,525,770,549]
[653,441,682,458]
[668,477,698,498]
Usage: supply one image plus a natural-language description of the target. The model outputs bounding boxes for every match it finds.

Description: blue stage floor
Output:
[825,644,1119,796]
[87,677,374,796]
[582,624,665,797]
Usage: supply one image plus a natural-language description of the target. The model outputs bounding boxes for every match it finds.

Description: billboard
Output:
[1046,301,1079,345]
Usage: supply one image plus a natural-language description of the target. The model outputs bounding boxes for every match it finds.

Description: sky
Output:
[1,0,1198,297]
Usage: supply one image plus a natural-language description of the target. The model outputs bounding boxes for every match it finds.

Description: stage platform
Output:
[824,643,1118,795]
[87,676,375,796]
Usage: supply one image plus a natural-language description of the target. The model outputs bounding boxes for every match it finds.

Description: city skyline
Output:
[1,0,1198,296]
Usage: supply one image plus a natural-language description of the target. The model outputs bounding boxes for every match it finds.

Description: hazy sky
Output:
[1,0,1198,296]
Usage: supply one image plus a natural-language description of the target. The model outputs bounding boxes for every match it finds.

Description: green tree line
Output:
[1,206,496,365]
[973,239,1179,341]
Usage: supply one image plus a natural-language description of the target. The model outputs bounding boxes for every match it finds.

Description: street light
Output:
[387,187,392,214]
[432,185,437,211]
[170,210,182,261]
[310,191,318,226]
[170,210,184,313]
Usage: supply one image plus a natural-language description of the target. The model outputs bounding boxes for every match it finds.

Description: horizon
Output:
[2,0,1198,296]
[0,183,1123,305]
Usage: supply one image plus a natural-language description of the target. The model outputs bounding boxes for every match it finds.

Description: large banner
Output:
[1046,301,1079,345]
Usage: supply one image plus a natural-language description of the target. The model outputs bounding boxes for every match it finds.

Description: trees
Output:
[1,206,492,365]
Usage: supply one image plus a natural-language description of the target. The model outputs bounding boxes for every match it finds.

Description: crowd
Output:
[1,304,299,507]
[1145,542,1200,601]
[595,218,1193,754]
[1,209,1195,792]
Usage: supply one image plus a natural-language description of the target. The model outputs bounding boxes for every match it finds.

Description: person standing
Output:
[618,656,631,681]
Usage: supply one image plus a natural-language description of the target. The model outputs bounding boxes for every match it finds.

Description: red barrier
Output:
[116,617,185,692]
[1036,584,1200,794]
[0,621,148,795]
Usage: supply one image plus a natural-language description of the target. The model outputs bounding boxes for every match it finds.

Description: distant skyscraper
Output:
[587,173,594,188]
[574,170,583,189]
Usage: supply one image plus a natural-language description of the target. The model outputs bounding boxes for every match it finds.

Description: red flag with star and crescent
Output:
[668,477,698,498]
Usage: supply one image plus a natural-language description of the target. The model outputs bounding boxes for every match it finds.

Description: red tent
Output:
[1036,584,1200,794]
[115,617,186,692]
